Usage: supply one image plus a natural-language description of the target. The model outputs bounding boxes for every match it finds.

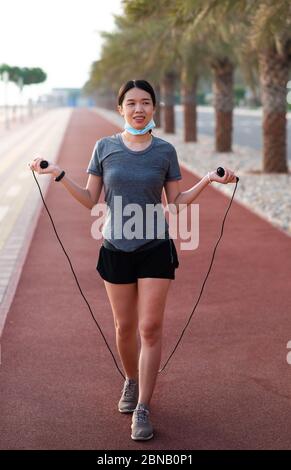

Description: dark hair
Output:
[117,79,156,107]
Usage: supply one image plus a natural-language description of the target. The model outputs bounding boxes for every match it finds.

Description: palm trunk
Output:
[212,58,234,152]
[153,83,161,127]
[259,49,289,173]
[161,72,176,133]
[181,68,198,142]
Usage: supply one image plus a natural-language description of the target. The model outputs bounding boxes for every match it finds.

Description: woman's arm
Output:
[55,171,103,210]
[29,158,103,210]
[164,168,237,213]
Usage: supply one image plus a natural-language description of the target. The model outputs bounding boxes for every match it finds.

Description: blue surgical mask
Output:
[124,118,156,135]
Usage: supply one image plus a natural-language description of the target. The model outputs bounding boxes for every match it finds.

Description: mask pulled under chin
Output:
[124,118,156,135]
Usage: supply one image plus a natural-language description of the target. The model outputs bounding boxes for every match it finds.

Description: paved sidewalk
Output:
[0,108,72,333]
[0,109,291,450]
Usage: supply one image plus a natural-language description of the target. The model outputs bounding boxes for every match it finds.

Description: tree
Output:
[85,14,162,112]
[190,0,291,172]
[124,0,186,134]
[0,64,46,88]
[168,0,251,152]
[248,0,291,173]
[125,0,241,148]
[86,8,181,131]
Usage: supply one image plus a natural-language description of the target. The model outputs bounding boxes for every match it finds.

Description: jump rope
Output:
[31,161,239,379]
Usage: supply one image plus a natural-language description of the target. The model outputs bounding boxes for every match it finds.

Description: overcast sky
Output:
[0,0,122,104]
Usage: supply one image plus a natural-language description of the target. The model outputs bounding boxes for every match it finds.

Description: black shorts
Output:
[96,239,179,284]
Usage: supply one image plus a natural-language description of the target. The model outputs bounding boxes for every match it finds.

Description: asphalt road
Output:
[174,106,291,160]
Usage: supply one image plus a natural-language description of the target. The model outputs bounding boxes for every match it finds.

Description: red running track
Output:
[1,109,291,450]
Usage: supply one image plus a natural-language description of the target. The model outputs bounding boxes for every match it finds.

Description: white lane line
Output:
[6,185,21,197]
[0,206,9,222]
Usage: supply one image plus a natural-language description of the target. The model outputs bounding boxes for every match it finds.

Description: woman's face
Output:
[118,87,155,129]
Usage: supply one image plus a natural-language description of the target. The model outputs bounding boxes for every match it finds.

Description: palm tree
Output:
[249,0,291,173]
[181,64,198,142]
[211,57,234,152]
[191,0,291,171]
[178,21,212,142]
[86,12,176,128]
[171,0,250,152]
[113,0,291,171]
[124,0,198,138]
[85,14,154,109]
[153,83,161,127]
[161,70,177,133]
[125,0,242,150]
[123,1,183,134]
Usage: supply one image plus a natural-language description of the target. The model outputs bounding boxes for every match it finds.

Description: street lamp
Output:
[2,70,9,129]
[18,76,24,122]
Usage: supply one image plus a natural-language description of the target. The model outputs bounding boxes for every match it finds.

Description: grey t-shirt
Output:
[86,132,182,251]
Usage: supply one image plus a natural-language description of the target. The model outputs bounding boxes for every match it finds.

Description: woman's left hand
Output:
[208,168,237,184]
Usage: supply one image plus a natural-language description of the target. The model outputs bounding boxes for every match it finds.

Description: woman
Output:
[29,79,237,441]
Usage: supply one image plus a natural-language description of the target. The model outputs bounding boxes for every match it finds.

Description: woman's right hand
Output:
[28,157,61,177]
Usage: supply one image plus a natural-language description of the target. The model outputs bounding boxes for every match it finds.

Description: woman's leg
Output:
[137,278,172,406]
[103,280,139,380]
